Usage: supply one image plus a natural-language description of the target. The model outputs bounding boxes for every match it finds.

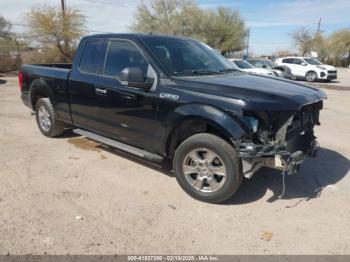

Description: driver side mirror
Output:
[262,65,267,68]
[120,67,153,90]
[301,62,307,66]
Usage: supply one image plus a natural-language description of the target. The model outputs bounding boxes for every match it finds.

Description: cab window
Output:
[103,40,149,78]
[79,40,105,74]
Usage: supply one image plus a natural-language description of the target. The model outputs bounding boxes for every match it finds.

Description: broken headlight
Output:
[243,116,259,133]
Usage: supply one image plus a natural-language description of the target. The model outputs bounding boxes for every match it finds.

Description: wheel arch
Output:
[305,70,318,79]
[29,79,56,109]
[162,104,247,158]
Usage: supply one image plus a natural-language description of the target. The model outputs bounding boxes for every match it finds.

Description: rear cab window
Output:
[79,40,106,74]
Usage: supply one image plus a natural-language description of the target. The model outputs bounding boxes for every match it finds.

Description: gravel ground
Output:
[0,76,349,255]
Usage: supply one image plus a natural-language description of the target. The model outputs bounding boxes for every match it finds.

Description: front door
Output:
[90,40,160,152]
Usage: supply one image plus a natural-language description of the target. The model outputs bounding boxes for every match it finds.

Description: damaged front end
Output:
[234,100,323,178]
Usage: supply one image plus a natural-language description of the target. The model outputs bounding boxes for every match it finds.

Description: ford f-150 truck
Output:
[19,34,326,203]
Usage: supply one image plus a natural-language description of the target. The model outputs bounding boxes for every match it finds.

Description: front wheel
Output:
[305,71,317,82]
[173,133,243,203]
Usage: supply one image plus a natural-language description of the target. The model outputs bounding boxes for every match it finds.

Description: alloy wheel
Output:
[182,148,227,193]
[38,105,51,132]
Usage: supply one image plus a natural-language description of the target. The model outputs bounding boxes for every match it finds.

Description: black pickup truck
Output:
[19,33,326,203]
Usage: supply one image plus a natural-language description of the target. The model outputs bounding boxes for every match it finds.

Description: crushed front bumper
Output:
[236,138,320,178]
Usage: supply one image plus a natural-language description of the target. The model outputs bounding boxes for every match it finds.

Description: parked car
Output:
[228,59,276,77]
[275,57,337,82]
[19,34,326,203]
[246,59,292,79]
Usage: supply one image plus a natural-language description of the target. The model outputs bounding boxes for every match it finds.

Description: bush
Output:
[0,39,21,73]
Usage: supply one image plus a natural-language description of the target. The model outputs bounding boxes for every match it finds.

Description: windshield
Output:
[142,37,237,76]
[248,60,275,68]
[233,60,254,69]
[304,58,322,65]
[264,61,275,67]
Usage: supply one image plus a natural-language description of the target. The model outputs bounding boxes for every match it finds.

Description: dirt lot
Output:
[0,75,349,255]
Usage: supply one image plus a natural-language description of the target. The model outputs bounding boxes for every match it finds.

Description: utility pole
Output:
[317,17,322,33]
[61,0,69,62]
[246,28,250,58]
[61,0,65,14]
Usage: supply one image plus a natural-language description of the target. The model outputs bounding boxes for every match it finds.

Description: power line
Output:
[81,0,140,8]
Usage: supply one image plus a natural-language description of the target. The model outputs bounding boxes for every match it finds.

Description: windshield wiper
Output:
[173,69,220,76]
[191,69,221,75]
[220,68,238,73]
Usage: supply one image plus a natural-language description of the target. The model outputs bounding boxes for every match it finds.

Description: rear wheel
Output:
[173,133,243,203]
[305,71,317,82]
[35,98,65,137]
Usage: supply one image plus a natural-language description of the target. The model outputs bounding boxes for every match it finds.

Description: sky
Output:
[1,0,350,55]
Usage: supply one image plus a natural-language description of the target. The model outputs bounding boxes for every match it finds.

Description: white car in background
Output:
[275,57,337,82]
[228,59,276,77]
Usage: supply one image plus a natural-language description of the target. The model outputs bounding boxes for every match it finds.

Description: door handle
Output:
[95,87,107,95]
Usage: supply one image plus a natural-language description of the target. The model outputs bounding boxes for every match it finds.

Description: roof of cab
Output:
[82,33,196,41]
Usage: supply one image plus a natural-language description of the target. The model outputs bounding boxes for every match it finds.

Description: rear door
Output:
[69,39,108,133]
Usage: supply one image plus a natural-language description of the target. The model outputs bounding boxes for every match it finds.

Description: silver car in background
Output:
[247,59,292,79]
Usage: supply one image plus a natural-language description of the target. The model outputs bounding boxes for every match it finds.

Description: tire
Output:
[35,98,65,137]
[173,133,243,203]
[305,71,317,82]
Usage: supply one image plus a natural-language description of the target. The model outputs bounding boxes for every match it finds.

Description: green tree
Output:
[327,29,350,66]
[25,6,86,62]
[131,0,247,53]
[311,32,329,62]
[203,7,246,53]
[0,16,21,73]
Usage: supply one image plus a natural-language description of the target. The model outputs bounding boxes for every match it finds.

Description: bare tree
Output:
[274,49,296,57]
[291,27,313,56]
[0,16,12,39]
[25,6,86,62]
[327,29,350,66]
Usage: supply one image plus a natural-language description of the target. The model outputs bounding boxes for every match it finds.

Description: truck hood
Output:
[173,72,327,111]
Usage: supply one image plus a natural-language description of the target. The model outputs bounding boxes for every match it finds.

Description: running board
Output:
[73,129,164,162]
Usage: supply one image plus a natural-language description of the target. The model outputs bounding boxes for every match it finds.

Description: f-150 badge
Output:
[159,93,179,101]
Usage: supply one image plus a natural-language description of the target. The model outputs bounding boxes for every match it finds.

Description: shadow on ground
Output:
[226,147,349,205]
[63,130,349,205]
[0,79,7,85]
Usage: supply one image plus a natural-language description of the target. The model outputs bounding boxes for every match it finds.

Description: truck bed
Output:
[33,63,72,69]
[20,63,73,124]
